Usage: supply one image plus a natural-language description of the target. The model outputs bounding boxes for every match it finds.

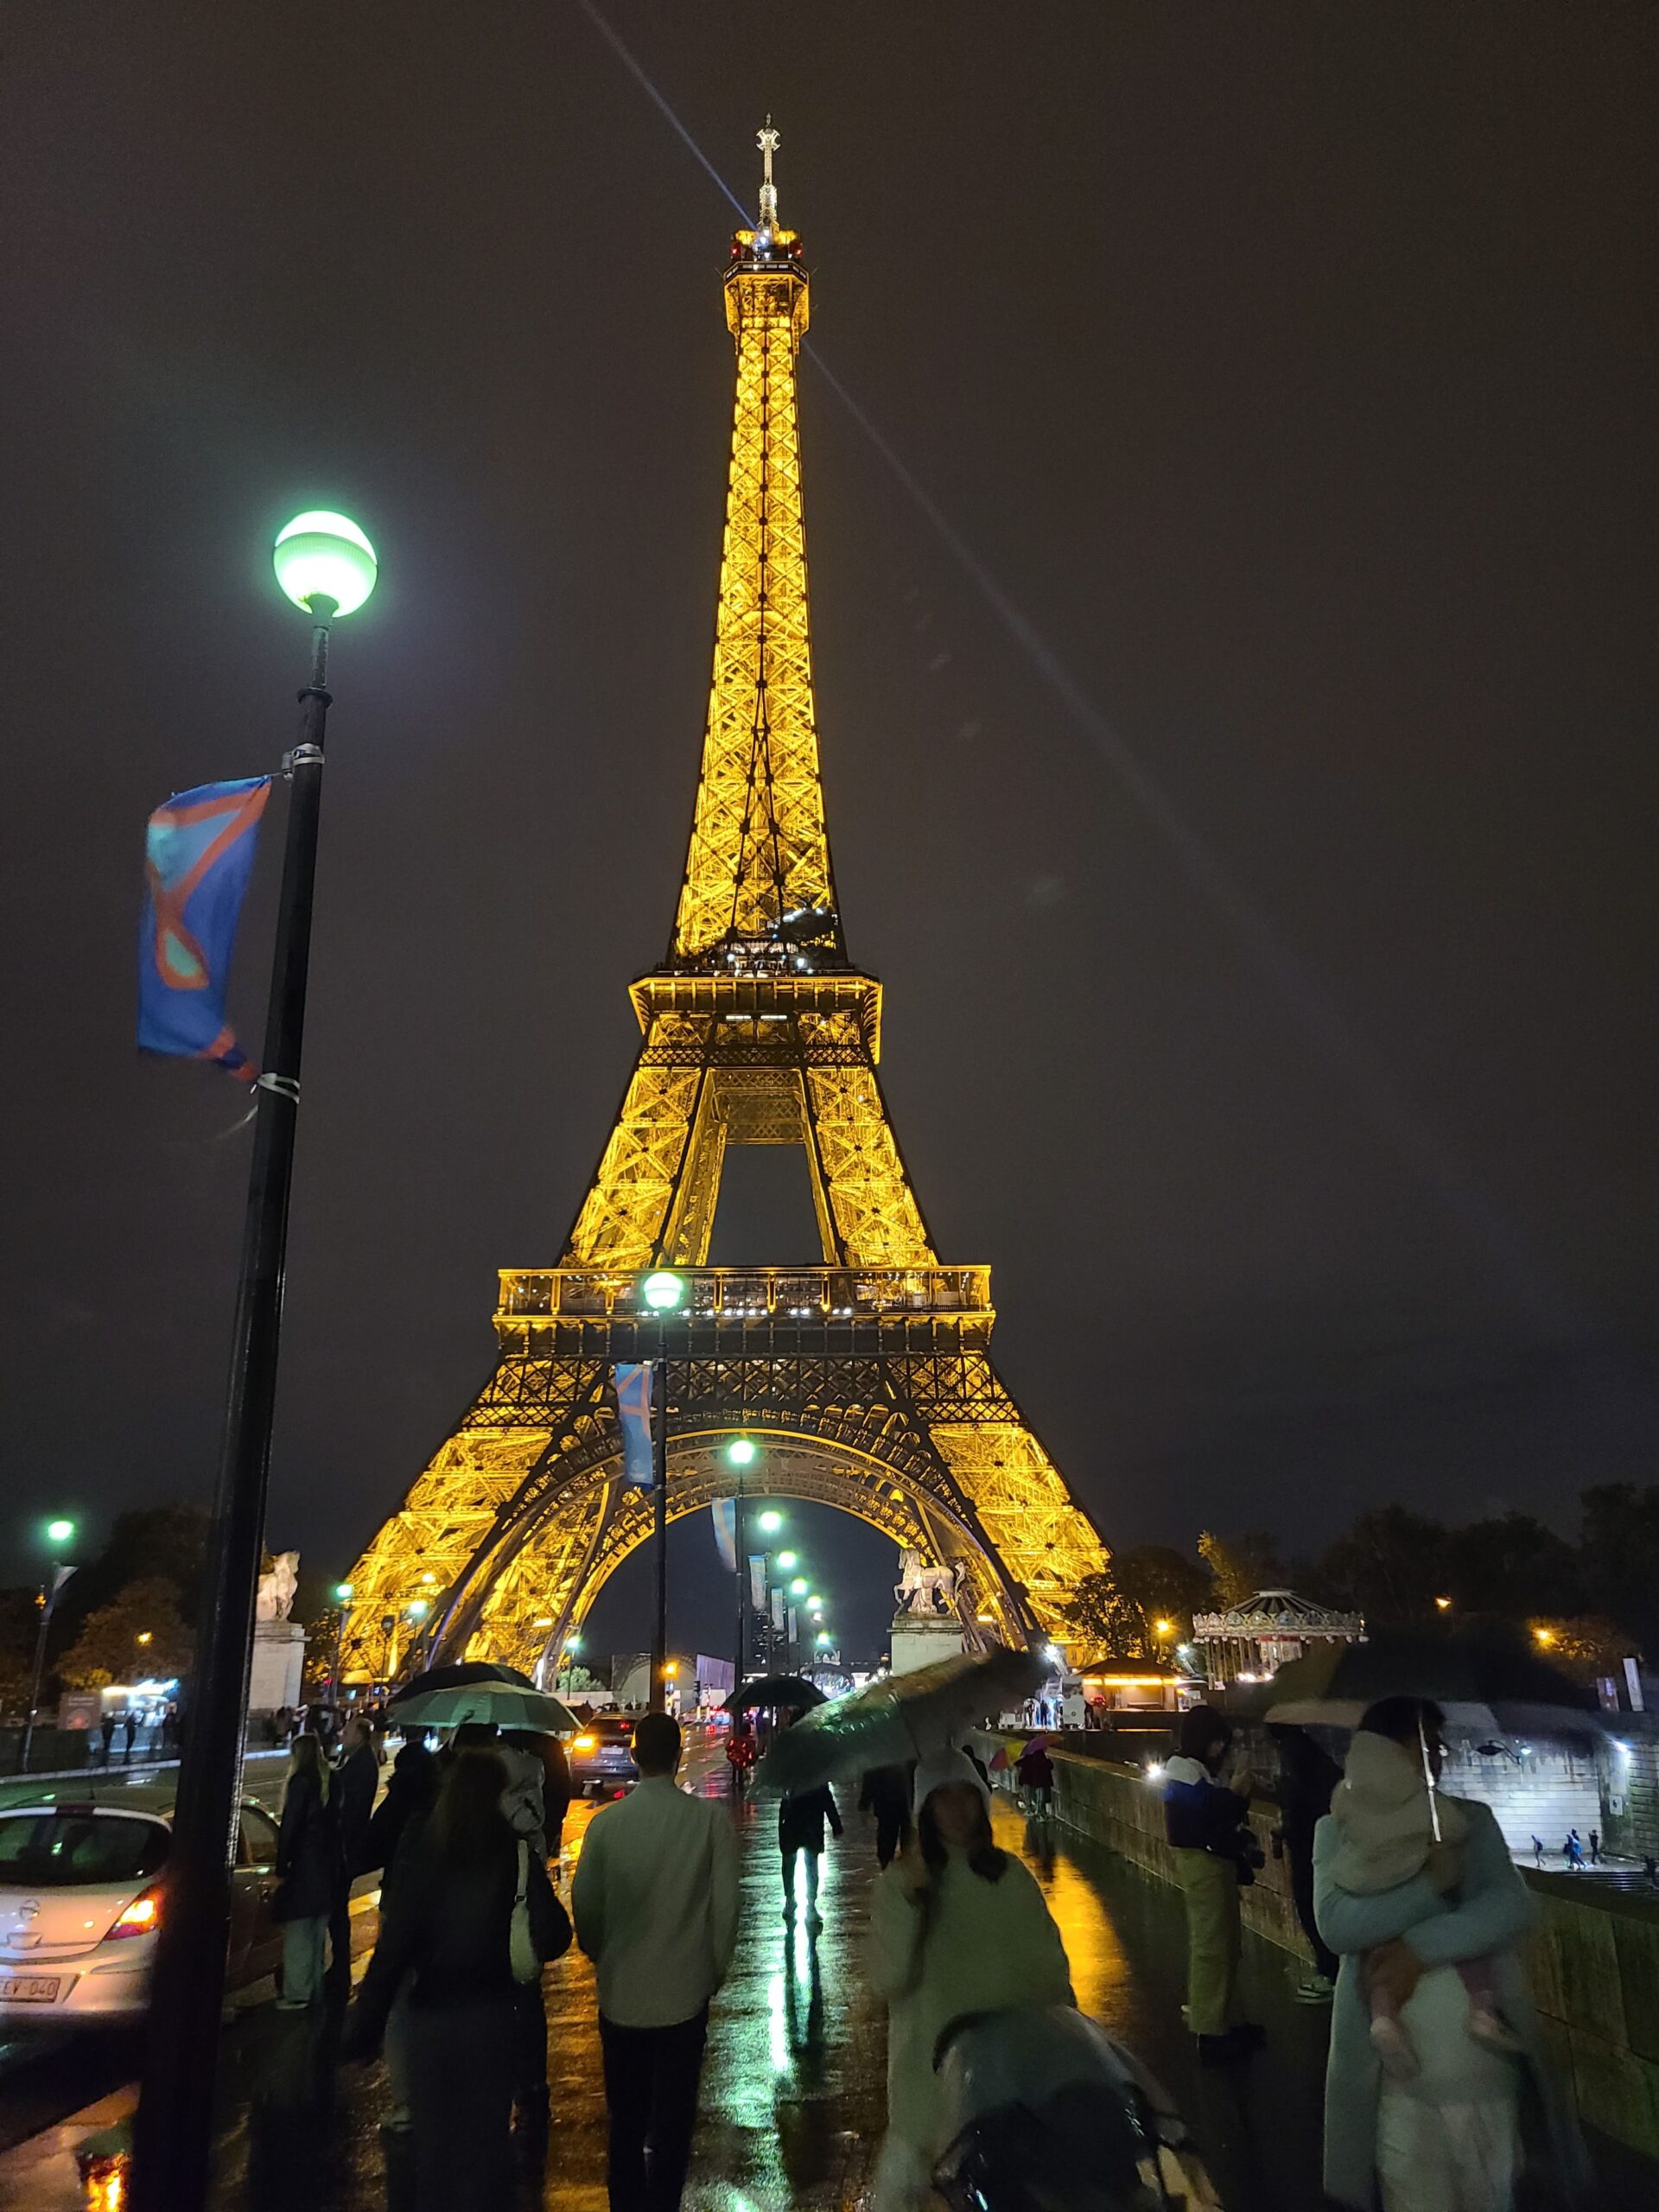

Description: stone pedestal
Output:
[248,1618,306,1712]
[889,1608,963,1676]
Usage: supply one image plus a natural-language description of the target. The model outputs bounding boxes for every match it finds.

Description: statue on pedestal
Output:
[893,1548,962,1618]
[255,1551,300,1623]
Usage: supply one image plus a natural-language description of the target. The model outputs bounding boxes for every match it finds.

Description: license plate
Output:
[0,1975,62,2003]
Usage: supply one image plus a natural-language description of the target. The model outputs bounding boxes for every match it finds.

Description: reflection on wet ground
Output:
[207,1741,1652,2211]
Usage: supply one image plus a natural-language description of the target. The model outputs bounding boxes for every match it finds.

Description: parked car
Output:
[568,1712,638,1797]
[0,1780,283,2024]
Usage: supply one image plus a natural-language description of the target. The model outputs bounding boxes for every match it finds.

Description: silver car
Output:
[0,1782,283,2024]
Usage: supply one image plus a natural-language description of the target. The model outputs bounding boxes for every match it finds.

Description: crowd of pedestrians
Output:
[257,1682,1601,2212]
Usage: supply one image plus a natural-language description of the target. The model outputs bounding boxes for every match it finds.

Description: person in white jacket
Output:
[571,1711,738,2212]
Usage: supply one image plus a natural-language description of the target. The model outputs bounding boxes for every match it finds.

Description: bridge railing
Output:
[497,1264,992,1321]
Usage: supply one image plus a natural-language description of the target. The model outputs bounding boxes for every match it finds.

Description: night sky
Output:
[3,7,1655,1666]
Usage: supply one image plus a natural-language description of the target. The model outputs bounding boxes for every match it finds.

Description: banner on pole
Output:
[710,1498,738,1573]
[613,1363,655,1487]
[748,1555,767,1613]
[137,775,272,1077]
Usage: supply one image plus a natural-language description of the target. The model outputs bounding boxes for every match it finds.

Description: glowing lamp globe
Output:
[273,510,378,616]
[642,1270,686,1312]
[334,1581,354,1603]
[758,1510,783,1534]
[776,1550,798,1571]
[726,1437,758,1466]
[45,1518,76,1546]
[789,1578,808,1596]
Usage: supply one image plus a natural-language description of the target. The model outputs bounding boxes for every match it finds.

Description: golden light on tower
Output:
[341,128,1113,1677]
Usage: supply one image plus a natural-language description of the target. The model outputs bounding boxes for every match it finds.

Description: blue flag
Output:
[138,776,271,1077]
[613,1363,656,1487]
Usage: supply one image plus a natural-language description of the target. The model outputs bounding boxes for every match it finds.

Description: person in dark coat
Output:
[779,1783,842,1926]
[1015,1735,1057,1816]
[274,1735,340,2008]
[362,1742,439,1884]
[346,1750,571,2210]
[1268,1723,1342,2000]
[858,1765,912,1869]
[328,1713,381,1995]
[99,1712,118,1763]
[121,1711,138,1760]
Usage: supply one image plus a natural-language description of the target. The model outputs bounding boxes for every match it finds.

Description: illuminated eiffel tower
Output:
[345,129,1109,1683]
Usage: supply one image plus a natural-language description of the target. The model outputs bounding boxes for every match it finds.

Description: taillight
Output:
[110,1888,161,1939]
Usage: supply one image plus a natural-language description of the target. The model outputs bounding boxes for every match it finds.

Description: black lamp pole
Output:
[130,603,337,2212]
[650,1326,669,1712]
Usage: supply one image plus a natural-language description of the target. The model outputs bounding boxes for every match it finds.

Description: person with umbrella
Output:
[865,1750,1074,2211]
[1314,1697,1588,2210]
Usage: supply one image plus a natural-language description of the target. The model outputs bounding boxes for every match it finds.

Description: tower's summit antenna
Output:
[757,116,780,232]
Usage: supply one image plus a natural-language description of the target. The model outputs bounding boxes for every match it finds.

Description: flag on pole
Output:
[613,1363,656,1487]
[137,776,272,1077]
[710,1498,738,1573]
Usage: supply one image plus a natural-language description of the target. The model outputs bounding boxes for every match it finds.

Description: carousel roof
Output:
[1191,1587,1364,1638]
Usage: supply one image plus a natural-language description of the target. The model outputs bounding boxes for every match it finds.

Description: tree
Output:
[1441,1514,1581,1619]
[0,1588,39,1714]
[1196,1530,1285,1610]
[57,1578,194,1692]
[1058,1569,1154,1663]
[1578,1484,1659,1658]
[1527,1616,1632,1683]
[48,1505,207,1658]
[1110,1545,1212,1646]
[1316,1507,1448,1623]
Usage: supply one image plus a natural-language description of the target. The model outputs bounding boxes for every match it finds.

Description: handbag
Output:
[509,1840,540,1984]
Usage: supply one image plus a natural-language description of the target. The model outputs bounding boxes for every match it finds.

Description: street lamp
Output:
[758,1510,783,1535]
[331,1582,355,1698]
[19,1516,78,1775]
[776,1550,798,1571]
[132,510,377,2212]
[726,1437,758,1467]
[790,1578,808,1596]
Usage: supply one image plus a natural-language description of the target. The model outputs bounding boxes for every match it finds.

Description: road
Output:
[1,1732,1652,2209]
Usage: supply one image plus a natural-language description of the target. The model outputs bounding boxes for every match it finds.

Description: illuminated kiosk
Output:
[1192,1588,1364,1688]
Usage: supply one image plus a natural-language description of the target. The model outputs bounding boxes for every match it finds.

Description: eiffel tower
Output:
[344,130,1109,1685]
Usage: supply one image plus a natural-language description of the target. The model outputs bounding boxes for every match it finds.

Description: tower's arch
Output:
[439,1428,1033,1686]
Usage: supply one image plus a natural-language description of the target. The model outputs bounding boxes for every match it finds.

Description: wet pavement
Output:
[6,1732,1654,2209]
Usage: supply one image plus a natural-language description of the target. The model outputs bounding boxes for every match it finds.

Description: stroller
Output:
[931,2005,1221,2211]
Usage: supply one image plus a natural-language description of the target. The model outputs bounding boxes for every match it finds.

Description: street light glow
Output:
[790,1578,808,1596]
[642,1270,687,1311]
[758,1510,783,1534]
[815,1631,831,1648]
[406,1599,429,1620]
[776,1550,798,1570]
[272,510,378,617]
[45,1518,75,1547]
[726,1437,758,1465]
[334,1581,354,1603]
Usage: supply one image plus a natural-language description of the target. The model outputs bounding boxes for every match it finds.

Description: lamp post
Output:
[130,511,376,2212]
[19,1517,78,1774]
[640,1271,685,1712]
[330,1580,354,1700]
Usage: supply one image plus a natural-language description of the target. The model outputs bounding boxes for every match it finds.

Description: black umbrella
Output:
[1263,1622,1607,1739]
[759,1646,1046,1796]
[388,1661,537,1707]
[722,1675,827,1715]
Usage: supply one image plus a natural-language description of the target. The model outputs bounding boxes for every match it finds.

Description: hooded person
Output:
[864,1748,1074,2212]
[1162,1704,1263,2061]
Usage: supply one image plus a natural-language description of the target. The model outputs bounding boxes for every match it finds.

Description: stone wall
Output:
[982,1733,1659,2164]
[1602,1737,1659,1863]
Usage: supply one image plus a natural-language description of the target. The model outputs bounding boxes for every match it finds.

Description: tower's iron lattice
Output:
[345,138,1110,1682]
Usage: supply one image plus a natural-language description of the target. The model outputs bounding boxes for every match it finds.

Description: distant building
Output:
[1192,1588,1363,1686]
